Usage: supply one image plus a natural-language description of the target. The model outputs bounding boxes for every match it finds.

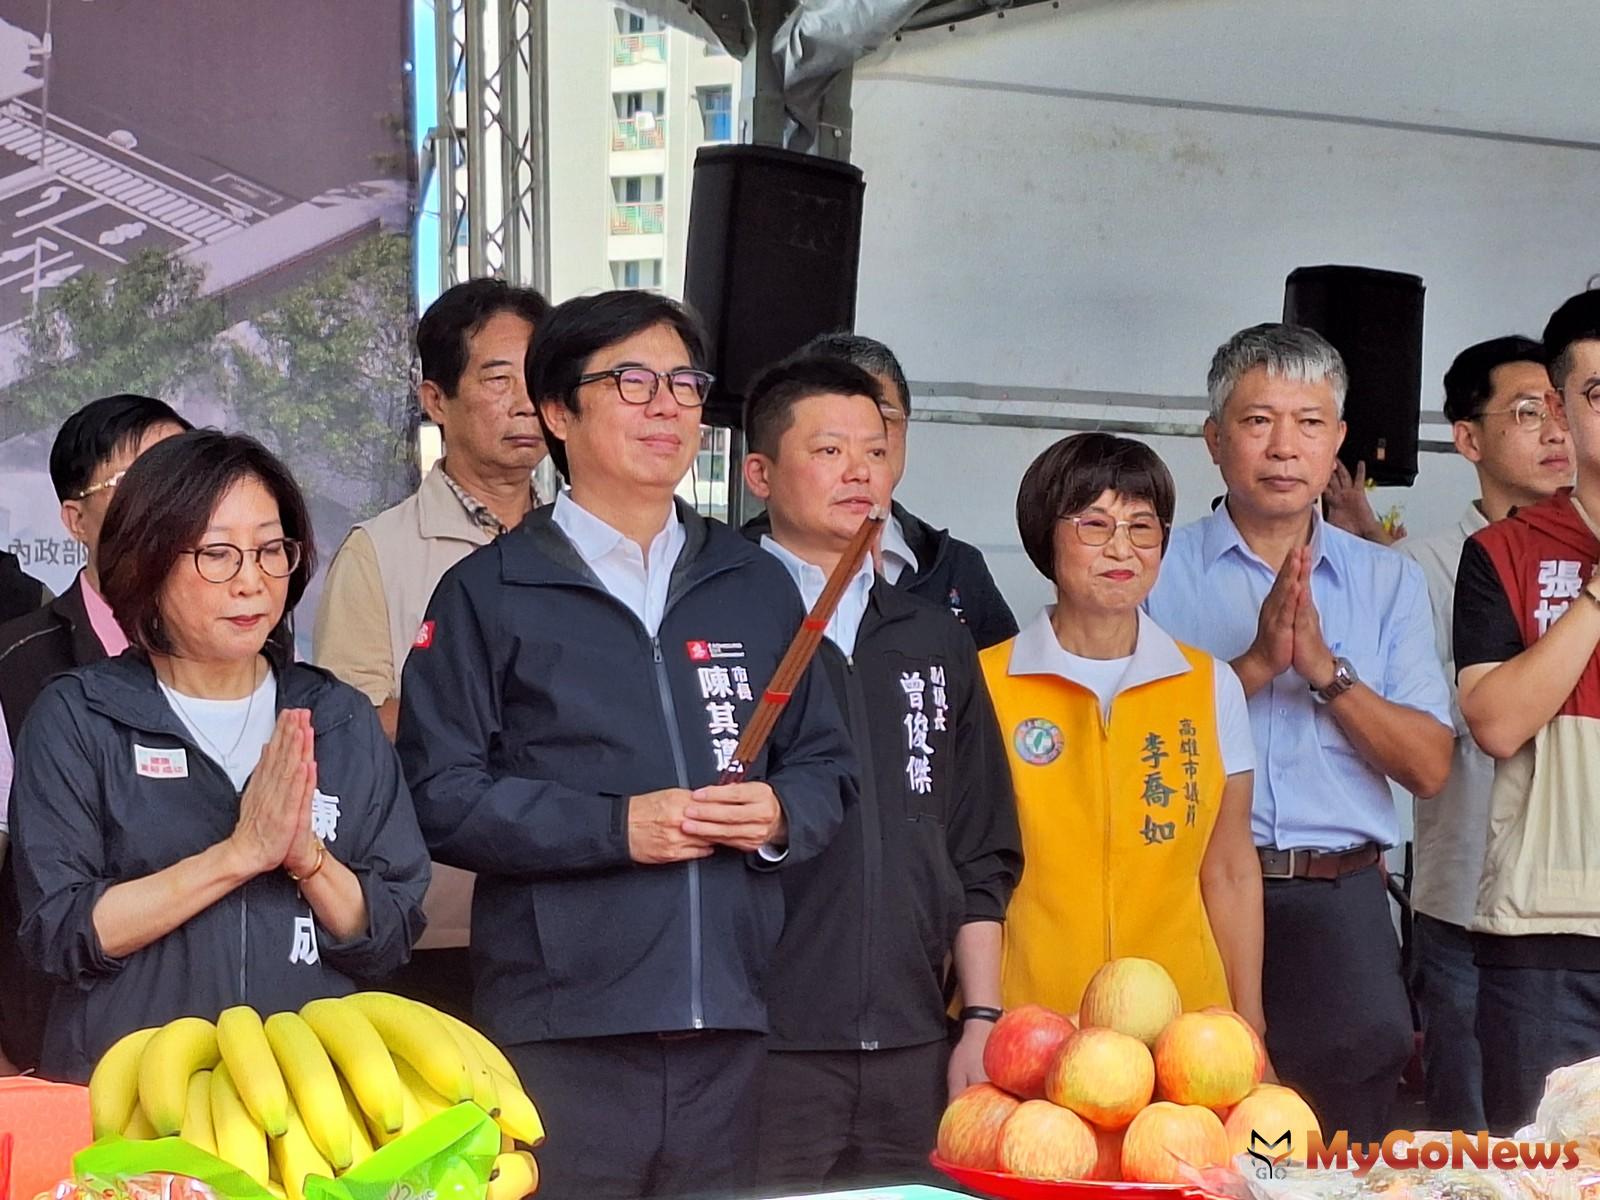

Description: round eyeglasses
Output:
[1064,515,1167,550]
[184,538,303,584]
[577,366,715,407]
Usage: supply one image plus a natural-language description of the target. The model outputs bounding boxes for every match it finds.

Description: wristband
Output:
[959,1006,1003,1024]
[287,840,326,883]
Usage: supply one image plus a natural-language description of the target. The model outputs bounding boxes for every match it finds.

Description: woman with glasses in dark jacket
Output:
[9,430,430,1083]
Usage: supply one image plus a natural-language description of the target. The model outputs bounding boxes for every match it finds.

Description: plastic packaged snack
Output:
[71,1105,500,1200]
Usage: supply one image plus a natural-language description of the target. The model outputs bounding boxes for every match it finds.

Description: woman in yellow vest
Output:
[980,433,1265,1037]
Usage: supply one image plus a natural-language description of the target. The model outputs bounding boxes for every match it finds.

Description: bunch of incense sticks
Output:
[718,506,886,785]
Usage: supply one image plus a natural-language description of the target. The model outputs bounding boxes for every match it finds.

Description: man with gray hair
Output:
[1147,322,1452,1141]
[745,333,1018,650]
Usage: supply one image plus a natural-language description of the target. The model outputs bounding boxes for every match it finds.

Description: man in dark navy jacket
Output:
[397,291,855,1200]
[740,357,1021,1191]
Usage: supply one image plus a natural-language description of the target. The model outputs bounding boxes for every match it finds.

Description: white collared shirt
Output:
[1010,606,1256,776]
[552,490,685,636]
[760,535,877,656]
[879,515,919,585]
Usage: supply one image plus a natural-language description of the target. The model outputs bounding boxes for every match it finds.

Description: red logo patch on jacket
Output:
[686,640,711,662]
[413,621,435,649]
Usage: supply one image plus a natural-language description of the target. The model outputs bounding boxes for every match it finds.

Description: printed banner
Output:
[0,0,418,639]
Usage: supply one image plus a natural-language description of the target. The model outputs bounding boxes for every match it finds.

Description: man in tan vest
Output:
[314,277,548,1017]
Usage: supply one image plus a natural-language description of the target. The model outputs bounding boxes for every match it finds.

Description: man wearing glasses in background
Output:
[0,394,190,1074]
[1455,291,1600,1130]
[1385,337,1568,1134]
[397,291,854,1198]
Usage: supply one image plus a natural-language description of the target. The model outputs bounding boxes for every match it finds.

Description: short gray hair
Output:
[1206,323,1347,422]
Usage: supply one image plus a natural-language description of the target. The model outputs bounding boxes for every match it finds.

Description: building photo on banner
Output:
[0,0,416,629]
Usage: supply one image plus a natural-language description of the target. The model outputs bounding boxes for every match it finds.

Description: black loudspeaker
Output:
[684,145,865,428]
[1283,265,1425,486]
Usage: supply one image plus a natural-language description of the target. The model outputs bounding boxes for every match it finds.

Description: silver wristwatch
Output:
[1311,657,1358,704]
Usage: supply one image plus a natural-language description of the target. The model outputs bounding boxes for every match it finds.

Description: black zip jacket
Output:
[395,501,856,1049]
[757,576,1022,1051]
[10,654,431,1082]
[0,551,46,626]
[0,576,107,1070]
[745,503,1018,650]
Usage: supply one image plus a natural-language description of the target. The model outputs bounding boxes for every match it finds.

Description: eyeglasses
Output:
[184,538,303,584]
[1064,515,1167,550]
[72,468,128,501]
[577,366,715,408]
[1477,397,1555,430]
[1562,382,1600,414]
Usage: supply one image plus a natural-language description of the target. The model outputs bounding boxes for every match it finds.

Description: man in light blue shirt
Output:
[1147,323,1452,1142]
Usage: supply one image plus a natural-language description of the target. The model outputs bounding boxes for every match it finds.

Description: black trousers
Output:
[755,1041,948,1193]
[1478,962,1600,1134]
[1262,865,1413,1143]
[1410,913,1485,1133]
[376,947,475,1022]
[504,1032,764,1200]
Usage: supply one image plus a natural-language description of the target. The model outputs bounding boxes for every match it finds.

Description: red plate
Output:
[929,1153,1212,1200]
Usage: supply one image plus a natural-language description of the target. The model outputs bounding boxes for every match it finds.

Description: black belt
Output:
[1258,842,1381,881]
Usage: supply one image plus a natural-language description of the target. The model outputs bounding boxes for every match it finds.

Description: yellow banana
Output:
[436,1010,519,1084]
[490,1083,545,1148]
[217,1005,290,1137]
[300,998,404,1134]
[137,1017,220,1135]
[181,1070,216,1155]
[487,1151,539,1200]
[339,1076,375,1167]
[438,1018,500,1116]
[124,1106,158,1139]
[394,1058,452,1119]
[270,1096,334,1200]
[370,1067,429,1146]
[263,1011,353,1170]
[344,993,471,1102]
[435,1011,542,1145]
[89,1026,159,1139]
[211,1064,271,1186]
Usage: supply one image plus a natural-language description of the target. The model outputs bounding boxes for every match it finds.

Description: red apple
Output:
[1201,1006,1268,1086]
[1154,1012,1258,1109]
[1044,1027,1154,1130]
[997,1100,1098,1182]
[1121,1102,1230,1184]
[1078,958,1182,1048]
[1223,1085,1321,1163]
[982,1004,1077,1099]
[937,1083,1021,1170]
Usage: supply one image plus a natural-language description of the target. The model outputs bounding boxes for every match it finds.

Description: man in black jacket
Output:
[0,393,189,1074]
[0,552,47,626]
[397,292,855,1200]
[740,356,1022,1191]
[796,332,1018,649]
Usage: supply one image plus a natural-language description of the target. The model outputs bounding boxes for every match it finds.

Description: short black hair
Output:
[49,393,191,502]
[795,331,911,415]
[743,357,884,459]
[1543,290,1600,390]
[526,290,708,479]
[1016,432,1176,581]
[418,278,550,396]
[99,430,316,660]
[1442,336,1546,423]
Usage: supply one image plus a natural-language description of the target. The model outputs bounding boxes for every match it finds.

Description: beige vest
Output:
[355,464,495,950]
